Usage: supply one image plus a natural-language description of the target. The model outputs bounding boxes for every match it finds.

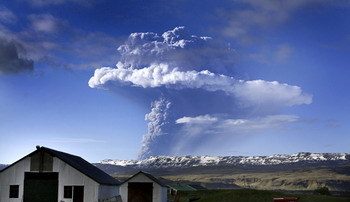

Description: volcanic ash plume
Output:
[89,27,313,159]
[139,97,171,159]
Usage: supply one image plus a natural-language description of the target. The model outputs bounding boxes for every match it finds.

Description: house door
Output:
[23,172,58,202]
[73,186,84,202]
[128,182,153,202]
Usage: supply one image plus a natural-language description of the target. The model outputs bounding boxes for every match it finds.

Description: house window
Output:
[64,186,73,198]
[9,185,19,198]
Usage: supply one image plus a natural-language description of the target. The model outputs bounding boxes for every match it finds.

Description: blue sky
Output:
[0,0,349,164]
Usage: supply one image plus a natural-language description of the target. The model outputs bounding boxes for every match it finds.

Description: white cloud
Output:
[28,14,63,33]
[117,26,234,72]
[118,26,212,58]
[89,27,312,109]
[176,115,218,124]
[89,63,312,108]
[88,62,231,88]
[0,6,17,24]
[233,79,312,107]
[177,114,299,134]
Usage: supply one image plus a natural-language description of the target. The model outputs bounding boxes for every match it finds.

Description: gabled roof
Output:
[188,184,207,190]
[0,146,119,186]
[121,171,168,187]
[169,183,197,191]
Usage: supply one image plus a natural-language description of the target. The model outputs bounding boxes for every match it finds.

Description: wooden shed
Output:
[119,171,168,202]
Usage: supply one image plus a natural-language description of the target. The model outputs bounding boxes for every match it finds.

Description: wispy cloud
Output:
[221,0,327,44]
[0,6,120,72]
[249,44,294,64]
[36,137,107,143]
[176,114,299,132]
[0,6,17,24]
[173,114,299,154]
[0,37,34,74]
[325,119,341,128]
[25,0,92,7]
[28,14,65,33]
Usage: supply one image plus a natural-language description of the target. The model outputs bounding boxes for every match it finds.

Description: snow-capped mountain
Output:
[96,152,350,192]
[100,152,350,168]
[0,164,7,171]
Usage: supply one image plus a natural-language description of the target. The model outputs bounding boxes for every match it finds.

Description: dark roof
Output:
[188,184,207,190]
[0,146,119,186]
[169,183,197,191]
[122,171,168,187]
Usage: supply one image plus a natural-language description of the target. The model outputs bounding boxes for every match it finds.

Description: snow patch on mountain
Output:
[100,152,349,168]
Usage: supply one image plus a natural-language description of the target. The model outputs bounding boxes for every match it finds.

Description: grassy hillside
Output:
[111,163,350,191]
[163,167,350,191]
[171,190,350,202]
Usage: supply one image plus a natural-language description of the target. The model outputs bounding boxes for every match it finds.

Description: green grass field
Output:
[171,189,350,202]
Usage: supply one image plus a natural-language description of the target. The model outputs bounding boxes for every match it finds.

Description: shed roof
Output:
[0,146,120,186]
[188,184,207,190]
[169,183,197,191]
[121,171,168,187]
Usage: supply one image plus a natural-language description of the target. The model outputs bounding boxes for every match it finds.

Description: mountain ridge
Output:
[100,152,350,168]
[96,152,350,192]
[0,164,7,171]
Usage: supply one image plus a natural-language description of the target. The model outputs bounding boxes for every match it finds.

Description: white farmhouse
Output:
[0,146,120,202]
[119,171,168,202]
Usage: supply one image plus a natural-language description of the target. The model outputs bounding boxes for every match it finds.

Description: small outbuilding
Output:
[119,171,168,202]
[0,146,120,202]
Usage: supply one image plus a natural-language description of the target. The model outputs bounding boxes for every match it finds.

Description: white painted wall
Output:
[0,152,119,202]
[0,157,30,202]
[54,157,99,202]
[119,173,167,202]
